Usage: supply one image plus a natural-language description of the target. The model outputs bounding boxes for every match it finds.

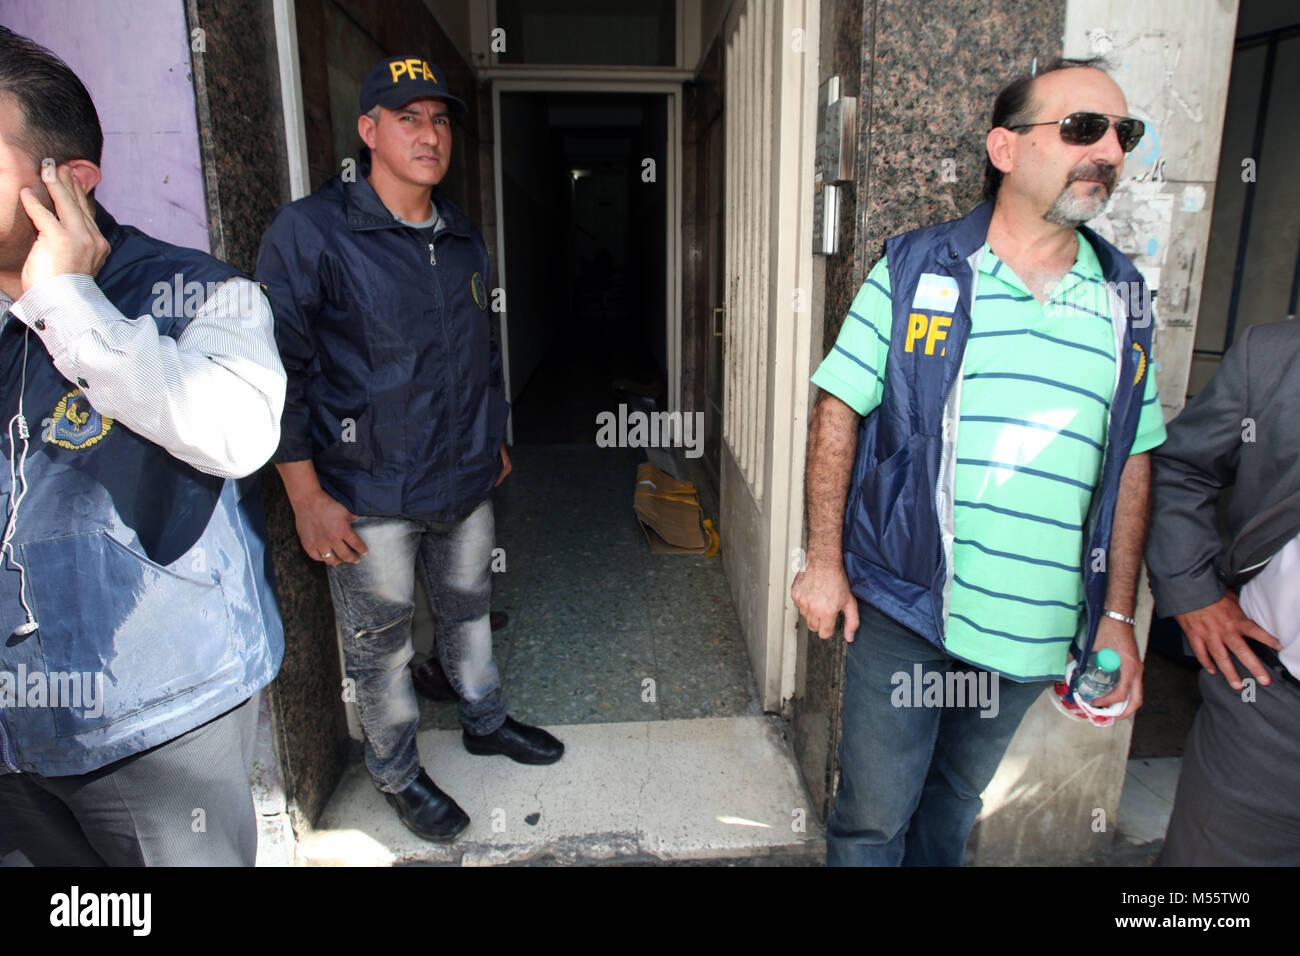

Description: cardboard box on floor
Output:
[633,462,719,556]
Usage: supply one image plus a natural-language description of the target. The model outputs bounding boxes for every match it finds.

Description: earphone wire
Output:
[3,326,38,626]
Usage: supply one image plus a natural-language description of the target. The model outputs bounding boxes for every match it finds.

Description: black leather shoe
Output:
[384,769,470,842]
[411,658,458,702]
[464,716,564,765]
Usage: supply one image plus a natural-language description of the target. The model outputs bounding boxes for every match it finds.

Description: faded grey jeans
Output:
[327,498,507,793]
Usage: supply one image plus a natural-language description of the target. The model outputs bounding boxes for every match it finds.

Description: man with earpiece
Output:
[0,28,286,866]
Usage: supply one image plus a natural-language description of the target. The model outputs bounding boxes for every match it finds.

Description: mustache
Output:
[1067,162,1117,192]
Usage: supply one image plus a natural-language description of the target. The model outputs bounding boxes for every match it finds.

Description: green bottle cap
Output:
[1095,648,1121,672]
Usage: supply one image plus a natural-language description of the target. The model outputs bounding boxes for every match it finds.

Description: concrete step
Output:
[299,715,825,866]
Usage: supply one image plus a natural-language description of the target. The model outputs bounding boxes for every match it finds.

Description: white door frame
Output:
[719,0,819,712]
[770,0,820,713]
[491,78,684,445]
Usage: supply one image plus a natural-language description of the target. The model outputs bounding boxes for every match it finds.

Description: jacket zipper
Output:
[1073,288,1128,692]
[934,252,974,645]
[418,228,458,484]
[1,319,21,771]
[935,419,948,643]
[0,714,19,773]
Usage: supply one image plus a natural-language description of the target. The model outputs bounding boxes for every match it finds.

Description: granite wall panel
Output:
[187,0,351,837]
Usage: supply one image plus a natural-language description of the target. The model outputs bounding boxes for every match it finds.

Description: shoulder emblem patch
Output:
[43,390,113,451]
[471,271,488,311]
[1132,342,1147,387]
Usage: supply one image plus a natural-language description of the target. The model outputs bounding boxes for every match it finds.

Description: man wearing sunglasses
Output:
[793,59,1165,865]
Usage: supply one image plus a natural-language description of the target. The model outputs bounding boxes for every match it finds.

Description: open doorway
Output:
[500,92,669,443]
[409,86,760,733]
[285,0,825,866]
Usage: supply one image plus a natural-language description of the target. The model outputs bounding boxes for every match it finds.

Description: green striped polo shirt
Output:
[812,235,1166,680]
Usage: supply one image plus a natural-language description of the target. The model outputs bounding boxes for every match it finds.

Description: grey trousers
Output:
[0,693,260,866]
[1158,664,1300,866]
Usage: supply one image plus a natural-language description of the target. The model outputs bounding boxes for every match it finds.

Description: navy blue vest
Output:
[841,202,1155,682]
[0,207,284,775]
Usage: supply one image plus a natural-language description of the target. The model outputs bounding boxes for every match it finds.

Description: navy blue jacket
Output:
[842,201,1155,683]
[256,165,509,523]
[0,208,284,776]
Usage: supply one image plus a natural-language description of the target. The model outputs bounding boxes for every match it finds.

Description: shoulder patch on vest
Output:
[1132,342,1147,387]
[471,271,488,311]
[42,390,113,451]
[912,273,959,313]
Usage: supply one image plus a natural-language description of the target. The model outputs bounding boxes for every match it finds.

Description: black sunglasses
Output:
[1007,112,1145,153]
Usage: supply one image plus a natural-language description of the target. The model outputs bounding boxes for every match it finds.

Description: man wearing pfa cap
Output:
[256,57,563,843]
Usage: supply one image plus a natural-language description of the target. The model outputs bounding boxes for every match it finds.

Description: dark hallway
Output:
[499,92,668,444]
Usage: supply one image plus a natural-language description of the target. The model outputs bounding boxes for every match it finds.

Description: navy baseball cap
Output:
[359,56,467,116]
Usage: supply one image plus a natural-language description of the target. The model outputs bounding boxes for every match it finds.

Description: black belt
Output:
[1255,645,1300,690]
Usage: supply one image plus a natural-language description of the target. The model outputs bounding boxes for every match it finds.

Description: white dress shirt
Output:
[1239,531,1300,679]
[2,272,285,479]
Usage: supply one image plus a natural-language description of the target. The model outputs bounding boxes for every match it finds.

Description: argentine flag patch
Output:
[911,273,960,313]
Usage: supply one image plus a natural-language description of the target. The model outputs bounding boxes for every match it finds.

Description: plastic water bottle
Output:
[1075,648,1121,702]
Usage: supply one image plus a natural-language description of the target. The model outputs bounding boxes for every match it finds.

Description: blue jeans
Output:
[827,600,1049,866]
[327,498,507,794]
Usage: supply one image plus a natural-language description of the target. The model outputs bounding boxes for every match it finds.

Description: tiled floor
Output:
[411,444,761,731]
[1117,756,1181,849]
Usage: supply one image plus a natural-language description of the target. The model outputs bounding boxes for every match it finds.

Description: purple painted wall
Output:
[0,0,211,251]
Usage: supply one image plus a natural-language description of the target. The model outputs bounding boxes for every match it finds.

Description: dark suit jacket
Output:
[1146,319,1300,617]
